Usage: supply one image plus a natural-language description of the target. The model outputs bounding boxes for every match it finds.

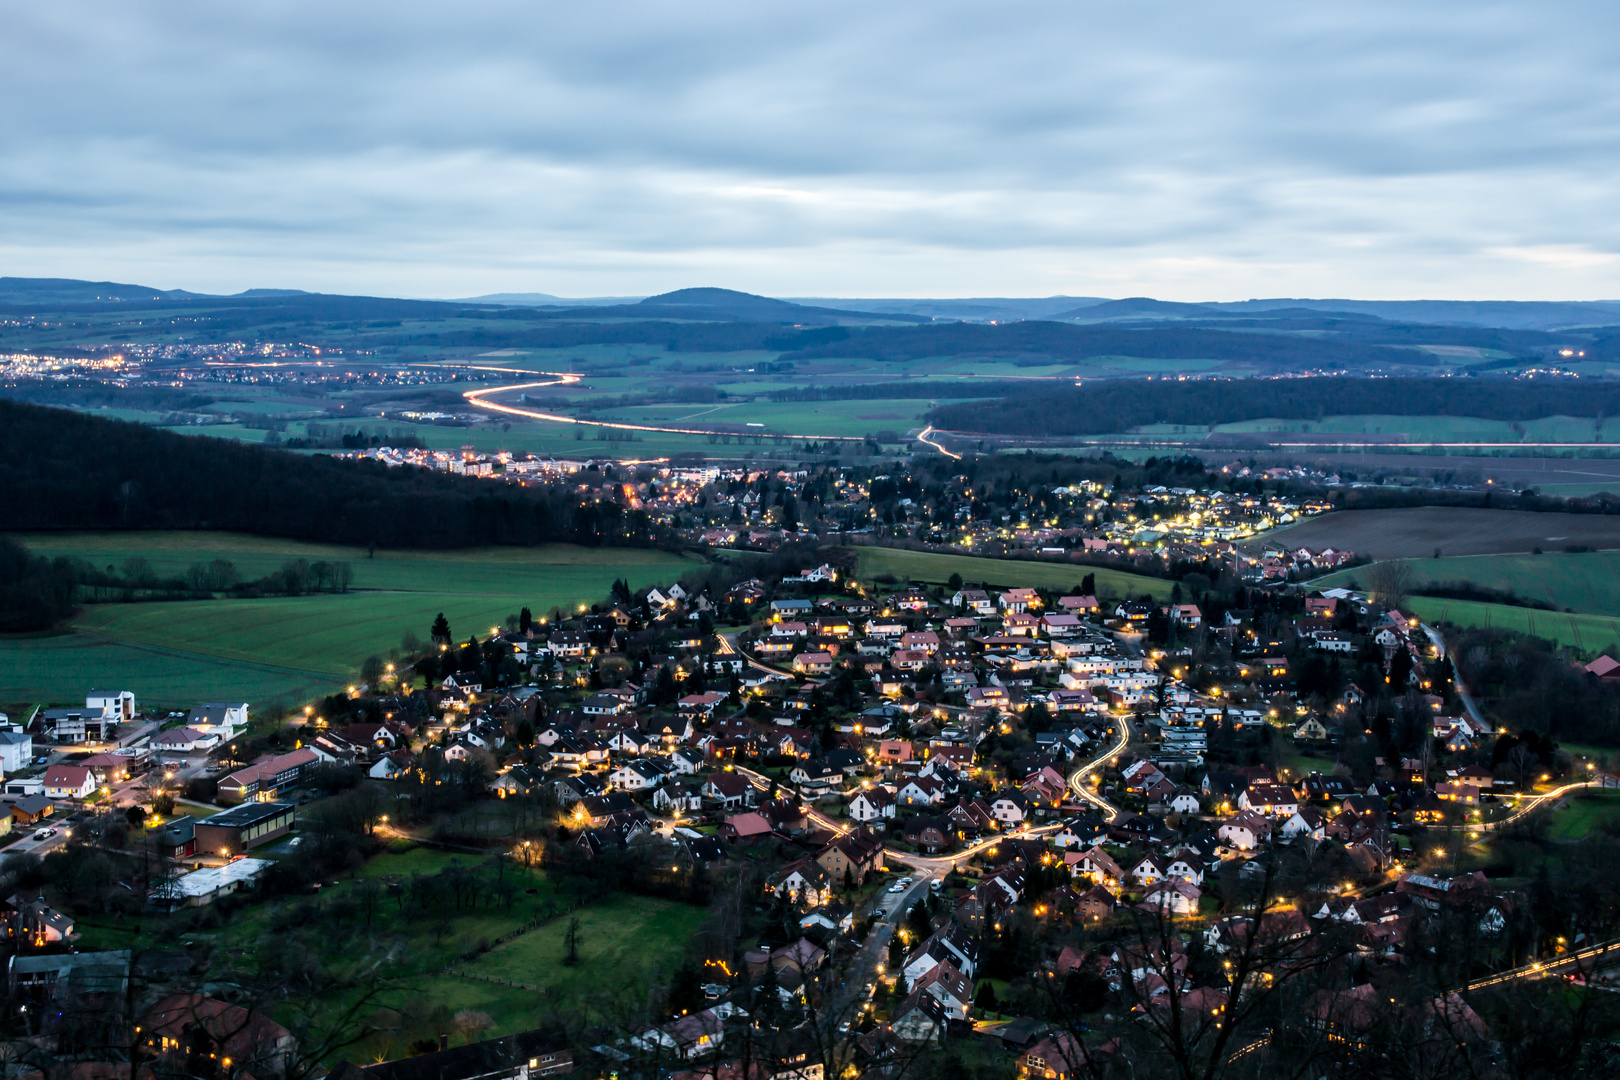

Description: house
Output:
[1239,783,1299,818]
[1293,717,1330,742]
[632,1008,728,1060]
[42,765,95,800]
[719,812,775,842]
[890,988,947,1044]
[1281,806,1327,842]
[10,795,54,825]
[815,828,884,884]
[1217,810,1273,851]
[152,727,217,754]
[85,690,136,723]
[188,702,249,738]
[0,732,30,774]
[703,772,756,809]
[767,858,831,907]
[1018,1032,1110,1080]
[896,776,946,806]
[1141,879,1202,916]
[915,958,974,1020]
[609,760,673,792]
[153,816,196,859]
[678,692,727,717]
[1066,846,1123,885]
[652,782,704,814]
[847,786,896,823]
[792,652,835,676]
[902,815,950,853]
[369,750,413,780]
[990,791,1029,825]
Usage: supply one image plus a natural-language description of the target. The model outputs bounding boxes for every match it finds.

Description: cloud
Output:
[2,1,1618,298]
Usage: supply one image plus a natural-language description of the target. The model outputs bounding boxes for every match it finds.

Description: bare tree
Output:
[1368,559,1415,611]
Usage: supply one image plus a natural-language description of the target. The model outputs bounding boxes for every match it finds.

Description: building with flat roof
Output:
[192,802,295,856]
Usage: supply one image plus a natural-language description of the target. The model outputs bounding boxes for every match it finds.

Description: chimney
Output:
[439,1035,449,1052]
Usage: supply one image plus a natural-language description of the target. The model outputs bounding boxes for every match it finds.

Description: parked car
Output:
[32,828,55,841]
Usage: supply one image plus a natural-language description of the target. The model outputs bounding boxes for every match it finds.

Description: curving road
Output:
[1068,715,1131,821]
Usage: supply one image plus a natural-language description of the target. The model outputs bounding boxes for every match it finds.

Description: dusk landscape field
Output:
[11,2,1620,1078]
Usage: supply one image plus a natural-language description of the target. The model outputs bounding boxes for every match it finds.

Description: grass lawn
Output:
[458,891,709,1012]
[1545,791,1620,841]
[855,547,1174,601]
[4,535,698,710]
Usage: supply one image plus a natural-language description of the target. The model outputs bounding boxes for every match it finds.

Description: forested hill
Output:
[928,377,1620,436]
[0,400,653,549]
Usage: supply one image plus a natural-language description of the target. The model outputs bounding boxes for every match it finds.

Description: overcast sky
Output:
[4,1,1618,300]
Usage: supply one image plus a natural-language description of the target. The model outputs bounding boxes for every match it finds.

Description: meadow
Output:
[1317,550,1620,617]
[1405,596,1620,654]
[2,533,698,712]
[75,844,708,1059]
[854,546,1174,600]
[1251,507,1620,559]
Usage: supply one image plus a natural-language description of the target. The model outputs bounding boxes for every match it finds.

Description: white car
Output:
[887,883,907,894]
[32,828,55,841]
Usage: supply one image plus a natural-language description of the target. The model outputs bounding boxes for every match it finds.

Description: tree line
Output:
[929,375,1620,436]
[0,399,665,549]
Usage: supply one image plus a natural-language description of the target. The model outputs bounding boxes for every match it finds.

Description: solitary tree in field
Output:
[563,916,583,966]
[1369,559,1415,611]
[430,612,451,644]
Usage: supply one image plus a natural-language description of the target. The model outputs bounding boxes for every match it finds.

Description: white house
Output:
[369,752,412,780]
[610,760,670,791]
[990,792,1028,825]
[1142,879,1202,916]
[43,765,95,800]
[847,787,896,823]
[1217,811,1273,851]
[0,732,32,774]
[188,702,248,739]
[85,690,135,724]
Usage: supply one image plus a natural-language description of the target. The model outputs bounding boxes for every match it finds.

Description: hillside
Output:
[0,399,658,549]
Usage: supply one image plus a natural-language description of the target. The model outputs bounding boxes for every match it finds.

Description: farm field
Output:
[1133,414,1620,443]
[1247,508,1620,559]
[1408,596,1620,654]
[1316,550,1620,616]
[3,534,697,711]
[0,632,347,717]
[586,397,947,438]
[855,546,1173,600]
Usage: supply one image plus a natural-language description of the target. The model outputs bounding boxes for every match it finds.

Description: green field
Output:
[1545,791,1620,841]
[1136,413,1620,443]
[2,533,698,711]
[75,845,707,1058]
[1407,596,1620,653]
[1318,550,1620,617]
[855,546,1174,600]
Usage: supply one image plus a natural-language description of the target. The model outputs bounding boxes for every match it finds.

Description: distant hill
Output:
[1206,298,1620,331]
[634,287,931,325]
[457,292,648,307]
[1055,297,1221,320]
[0,277,194,305]
[785,296,1107,322]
